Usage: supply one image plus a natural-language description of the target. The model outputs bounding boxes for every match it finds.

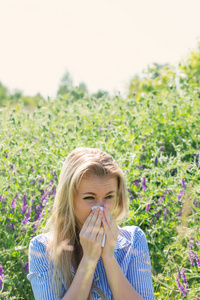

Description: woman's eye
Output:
[83,197,95,200]
[106,195,114,199]
[83,195,114,200]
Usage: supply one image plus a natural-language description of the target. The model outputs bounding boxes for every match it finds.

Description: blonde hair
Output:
[43,147,129,299]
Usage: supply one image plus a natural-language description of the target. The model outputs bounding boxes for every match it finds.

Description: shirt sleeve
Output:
[27,236,62,300]
[126,227,155,300]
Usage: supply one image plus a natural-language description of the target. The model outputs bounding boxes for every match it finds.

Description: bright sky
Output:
[0,0,200,99]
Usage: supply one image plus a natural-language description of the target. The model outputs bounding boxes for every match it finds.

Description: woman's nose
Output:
[98,199,105,207]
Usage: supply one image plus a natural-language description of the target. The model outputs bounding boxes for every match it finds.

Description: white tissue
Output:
[91,206,106,247]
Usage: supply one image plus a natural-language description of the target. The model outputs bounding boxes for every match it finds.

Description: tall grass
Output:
[0,80,200,299]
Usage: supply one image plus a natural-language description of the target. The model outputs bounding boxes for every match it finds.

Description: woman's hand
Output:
[79,208,104,264]
[101,205,120,260]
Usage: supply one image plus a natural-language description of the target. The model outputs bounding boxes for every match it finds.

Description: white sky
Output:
[0,0,200,99]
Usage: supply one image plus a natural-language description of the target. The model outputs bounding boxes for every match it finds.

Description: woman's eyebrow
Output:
[82,191,116,195]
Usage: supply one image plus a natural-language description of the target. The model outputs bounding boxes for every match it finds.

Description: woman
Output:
[27,147,155,300]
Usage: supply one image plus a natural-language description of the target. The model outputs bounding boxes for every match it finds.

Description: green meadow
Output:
[0,44,200,299]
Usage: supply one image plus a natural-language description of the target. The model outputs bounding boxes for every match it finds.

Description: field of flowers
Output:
[0,65,200,299]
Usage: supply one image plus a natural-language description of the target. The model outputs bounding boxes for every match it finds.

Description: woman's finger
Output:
[96,226,104,242]
[103,206,113,230]
[102,215,109,234]
[90,210,103,237]
[80,209,97,234]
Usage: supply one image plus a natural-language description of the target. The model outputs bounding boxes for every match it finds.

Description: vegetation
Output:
[0,43,200,299]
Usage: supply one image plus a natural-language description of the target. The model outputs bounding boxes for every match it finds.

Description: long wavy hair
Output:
[43,147,129,299]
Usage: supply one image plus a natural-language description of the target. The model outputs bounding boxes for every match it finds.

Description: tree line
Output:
[0,41,199,108]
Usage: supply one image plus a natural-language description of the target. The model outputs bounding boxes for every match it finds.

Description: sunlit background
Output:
[0,0,200,99]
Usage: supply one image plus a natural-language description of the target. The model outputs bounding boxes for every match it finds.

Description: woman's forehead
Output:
[78,175,118,192]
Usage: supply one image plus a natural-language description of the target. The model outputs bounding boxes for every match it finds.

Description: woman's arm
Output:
[101,207,155,300]
[28,209,104,300]
[28,237,98,300]
[102,255,144,300]
[62,256,96,300]
[101,207,143,299]
[63,208,105,300]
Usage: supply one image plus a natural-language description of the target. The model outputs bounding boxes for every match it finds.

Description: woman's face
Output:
[74,174,118,229]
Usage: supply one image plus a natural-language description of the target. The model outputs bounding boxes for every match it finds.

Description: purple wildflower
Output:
[49,180,54,185]
[52,171,57,180]
[191,250,200,268]
[177,266,181,280]
[21,207,31,225]
[34,219,40,231]
[0,196,6,204]
[107,122,111,129]
[156,210,161,219]
[10,164,14,170]
[182,179,186,189]
[176,200,181,205]
[34,213,44,231]
[138,193,142,200]
[188,238,194,249]
[142,177,147,191]
[21,194,28,214]
[177,190,185,200]
[38,177,44,184]
[163,207,167,220]
[0,280,3,291]
[193,200,198,208]
[195,240,199,246]
[176,278,187,296]
[99,126,102,132]
[11,199,16,210]
[159,190,168,203]
[180,269,189,291]
[4,152,8,158]
[154,157,158,166]
[145,204,150,211]
[0,265,4,278]
[30,180,35,185]
[10,223,15,231]
[24,262,29,274]
[41,195,47,207]
[189,252,195,266]
[140,153,145,159]
[133,180,139,186]
[35,204,42,220]
[127,189,134,200]
[180,269,187,284]
[0,264,4,290]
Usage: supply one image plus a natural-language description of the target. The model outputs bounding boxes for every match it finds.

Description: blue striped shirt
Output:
[27,226,155,299]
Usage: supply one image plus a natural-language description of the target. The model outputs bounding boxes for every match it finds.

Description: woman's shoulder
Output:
[29,232,50,256]
[118,225,148,246]
[30,232,49,245]
[119,225,144,235]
